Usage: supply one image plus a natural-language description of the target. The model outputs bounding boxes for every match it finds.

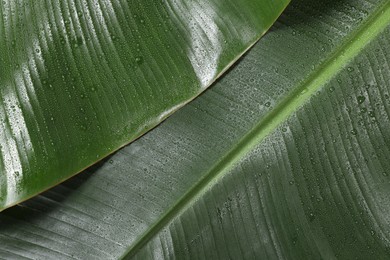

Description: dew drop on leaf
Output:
[135,56,144,65]
[357,95,365,104]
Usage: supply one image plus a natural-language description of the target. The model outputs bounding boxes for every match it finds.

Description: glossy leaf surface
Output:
[0,0,289,209]
[2,0,390,259]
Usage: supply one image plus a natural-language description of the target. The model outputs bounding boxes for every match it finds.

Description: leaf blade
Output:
[0,0,289,210]
[2,0,390,259]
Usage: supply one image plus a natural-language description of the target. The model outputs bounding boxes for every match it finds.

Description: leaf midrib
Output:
[122,2,390,258]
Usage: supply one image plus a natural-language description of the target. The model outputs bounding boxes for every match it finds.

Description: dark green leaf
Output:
[2,0,390,259]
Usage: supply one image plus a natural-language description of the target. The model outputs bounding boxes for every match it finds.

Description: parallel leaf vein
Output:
[123,2,390,258]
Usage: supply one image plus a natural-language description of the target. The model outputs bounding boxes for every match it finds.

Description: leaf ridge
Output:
[122,2,390,258]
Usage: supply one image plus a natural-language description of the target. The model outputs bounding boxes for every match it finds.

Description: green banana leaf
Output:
[0,0,289,210]
[2,0,390,259]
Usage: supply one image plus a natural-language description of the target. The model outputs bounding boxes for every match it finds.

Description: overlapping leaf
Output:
[2,0,390,259]
[0,0,288,209]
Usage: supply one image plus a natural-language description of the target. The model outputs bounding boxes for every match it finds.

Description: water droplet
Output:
[264,101,271,107]
[292,237,298,245]
[329,86,335,92]
[135,56,144,65]
[347,67,355,72]
[357,96,365,104]
[368,111,375,117]
[350,129,358,135]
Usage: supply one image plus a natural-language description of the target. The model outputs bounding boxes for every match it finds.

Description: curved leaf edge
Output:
[0,1,291,213]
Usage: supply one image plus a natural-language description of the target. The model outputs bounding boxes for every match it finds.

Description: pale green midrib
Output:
[122,2,390,258]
